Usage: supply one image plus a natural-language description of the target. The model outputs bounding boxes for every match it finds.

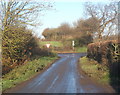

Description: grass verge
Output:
[79,56,110,85]
[2,56,58,91]
[75,46,87,53]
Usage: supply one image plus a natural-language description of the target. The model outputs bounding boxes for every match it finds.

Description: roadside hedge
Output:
[2,26,40,75]
[87,40,119,65]
[87,40,120,92]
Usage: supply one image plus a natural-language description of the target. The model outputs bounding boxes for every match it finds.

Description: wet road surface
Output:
[5,53,115,93]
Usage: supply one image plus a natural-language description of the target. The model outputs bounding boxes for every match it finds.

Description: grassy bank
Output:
[79,57,110,85]
[2,56,58,91]
[39,41,63,48]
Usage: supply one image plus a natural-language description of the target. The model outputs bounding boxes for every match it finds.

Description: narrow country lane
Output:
[5,53,115,93]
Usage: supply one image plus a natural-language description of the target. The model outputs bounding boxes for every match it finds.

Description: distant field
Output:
[39,41,87,53]
[75,46,87,53]
[39,41,63,47]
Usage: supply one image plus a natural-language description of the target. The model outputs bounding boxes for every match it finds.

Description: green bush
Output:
[74,34,93,47]
[2,25,40,75]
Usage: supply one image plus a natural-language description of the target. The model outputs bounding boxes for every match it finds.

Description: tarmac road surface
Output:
[5,53,115,93]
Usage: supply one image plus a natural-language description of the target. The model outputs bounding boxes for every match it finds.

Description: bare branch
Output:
[84,2,118,41]
[0,0,53,30]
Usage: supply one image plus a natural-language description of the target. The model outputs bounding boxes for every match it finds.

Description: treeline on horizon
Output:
[42,17,97,47]
[42,2,118,46]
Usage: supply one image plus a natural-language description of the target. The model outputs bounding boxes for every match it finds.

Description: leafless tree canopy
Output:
[84,2,118,41]
[0,0,53,31]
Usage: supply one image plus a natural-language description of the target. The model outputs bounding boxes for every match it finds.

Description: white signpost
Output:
[72,40,75,51]
[45,44,51,55]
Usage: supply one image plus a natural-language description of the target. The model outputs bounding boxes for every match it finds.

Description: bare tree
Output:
[58,23,71,39]
[0,0,53,31]
[75,17,99,33]
[42,28,58,40]
[84,2,118,41]
[0,0,53,68]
